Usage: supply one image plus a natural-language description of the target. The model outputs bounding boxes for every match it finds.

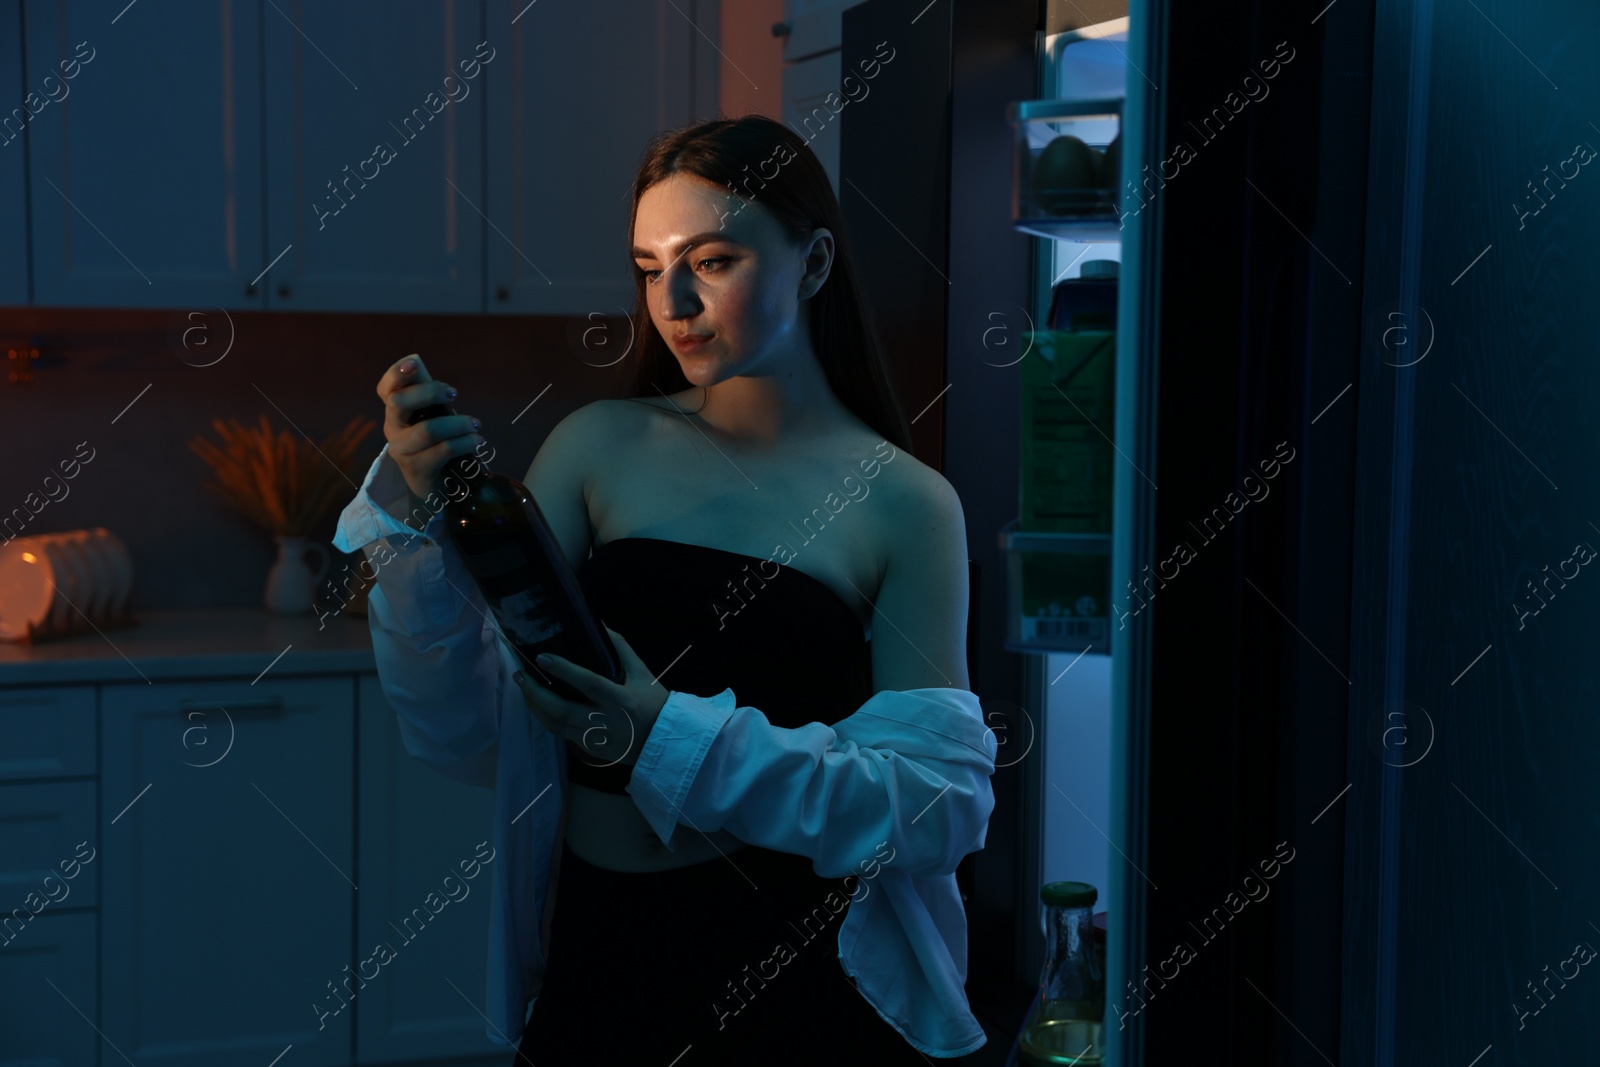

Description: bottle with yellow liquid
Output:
[1018,881,1103,1066]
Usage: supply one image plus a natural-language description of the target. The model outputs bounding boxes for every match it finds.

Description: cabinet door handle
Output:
[244,284,257,297]
[495,285,510,301]
[277,284,291,298]
[179,697,285,712]
[771,20,791,37]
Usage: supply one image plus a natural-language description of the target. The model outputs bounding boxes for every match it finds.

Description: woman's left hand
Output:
[514,626,669,768]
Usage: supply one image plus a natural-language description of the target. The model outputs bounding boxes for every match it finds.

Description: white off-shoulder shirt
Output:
[330,444,997,1057]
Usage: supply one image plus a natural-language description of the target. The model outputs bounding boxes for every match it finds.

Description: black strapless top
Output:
[564,537,874,793]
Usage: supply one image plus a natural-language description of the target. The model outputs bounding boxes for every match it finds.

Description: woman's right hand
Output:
[376,353,486,508]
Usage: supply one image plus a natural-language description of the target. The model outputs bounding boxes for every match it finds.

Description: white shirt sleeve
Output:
[332,443,521,790]
[624,686,997,879]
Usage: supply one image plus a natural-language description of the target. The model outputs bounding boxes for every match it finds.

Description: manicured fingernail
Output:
[513,671,525,684]
[447,388,458,399]
[400,360,415,373]
[535,654,553,667]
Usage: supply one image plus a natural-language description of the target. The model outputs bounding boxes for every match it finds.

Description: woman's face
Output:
[631,173,830,386]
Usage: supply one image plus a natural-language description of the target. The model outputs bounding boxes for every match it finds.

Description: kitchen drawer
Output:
[0,686,95,781]
[0,780,98,913]
[0,910,97,1067]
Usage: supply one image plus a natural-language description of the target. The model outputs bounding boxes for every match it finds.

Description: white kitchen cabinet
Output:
[261,0,485,314]
[0,0,28,306]
[100,677,357,1066]
[781,49,845,196]
[482,0,714,316]
[780,0,869,62]
[0,683,98,1067]
[10,1,725,314]
[0,779,97,909]
[24,0,268,309]
[0,684,95,780]
[354,674,497,1063]
[0,912,97,1067]
[0,613,516,1066]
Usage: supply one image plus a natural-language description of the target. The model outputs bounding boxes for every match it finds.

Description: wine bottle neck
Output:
[442,450,490,494]
[404,402,492,496]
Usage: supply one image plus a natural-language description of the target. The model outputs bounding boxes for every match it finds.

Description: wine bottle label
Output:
[489,588,565,646]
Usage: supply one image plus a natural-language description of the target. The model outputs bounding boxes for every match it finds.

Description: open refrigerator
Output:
[1004,11,1130,1066]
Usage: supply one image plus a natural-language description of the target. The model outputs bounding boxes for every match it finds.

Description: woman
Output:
[341,115,994,1063]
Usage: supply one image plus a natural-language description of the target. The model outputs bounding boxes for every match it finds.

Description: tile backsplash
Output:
[0,307,631,611]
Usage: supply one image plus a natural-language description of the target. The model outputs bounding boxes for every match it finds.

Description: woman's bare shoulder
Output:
[553,396,672,439]
[585,394,699,433]
[530,400,626,466]
[556,396,700,488]
[839,435,965,586]
[523,400,659,496]
[861,437,959,513]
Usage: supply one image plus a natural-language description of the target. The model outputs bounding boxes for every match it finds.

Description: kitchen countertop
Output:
[0,608,377,685]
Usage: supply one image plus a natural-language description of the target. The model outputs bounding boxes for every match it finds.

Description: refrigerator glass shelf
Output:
[1009,98,1125,244]
[1048,22,1129,101]
[999,519,1110,555]
[1053,15,1129,45]
[999,519,1111,655]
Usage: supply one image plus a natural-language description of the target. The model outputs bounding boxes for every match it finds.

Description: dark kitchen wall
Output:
[0,308,629,610]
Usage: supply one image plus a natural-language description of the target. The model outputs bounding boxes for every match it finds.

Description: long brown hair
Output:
[622,114,912,454]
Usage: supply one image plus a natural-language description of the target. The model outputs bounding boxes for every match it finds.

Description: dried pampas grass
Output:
[189,414,376,537]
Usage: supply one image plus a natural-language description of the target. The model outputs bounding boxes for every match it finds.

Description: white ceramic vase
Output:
[265,536,330,615]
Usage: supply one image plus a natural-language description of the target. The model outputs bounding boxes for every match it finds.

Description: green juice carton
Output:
[1020,327,1115,533]
[1014,259,1117,649]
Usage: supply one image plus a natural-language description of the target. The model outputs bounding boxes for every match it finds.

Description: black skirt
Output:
[516,839,934,1065]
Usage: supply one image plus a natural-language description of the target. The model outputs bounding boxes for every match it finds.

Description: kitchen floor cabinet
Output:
[0,660,515,1067]
[101,677,357,1066]
[354,675,496,1063]
[0,911,97,1067]
[0,686,100,1067]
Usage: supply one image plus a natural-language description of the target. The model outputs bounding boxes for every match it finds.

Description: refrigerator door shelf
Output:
[999,519,1112,655]
[1009,99,1125,243]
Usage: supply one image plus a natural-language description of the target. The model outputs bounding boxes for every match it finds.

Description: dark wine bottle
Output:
[405,401,622,703]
